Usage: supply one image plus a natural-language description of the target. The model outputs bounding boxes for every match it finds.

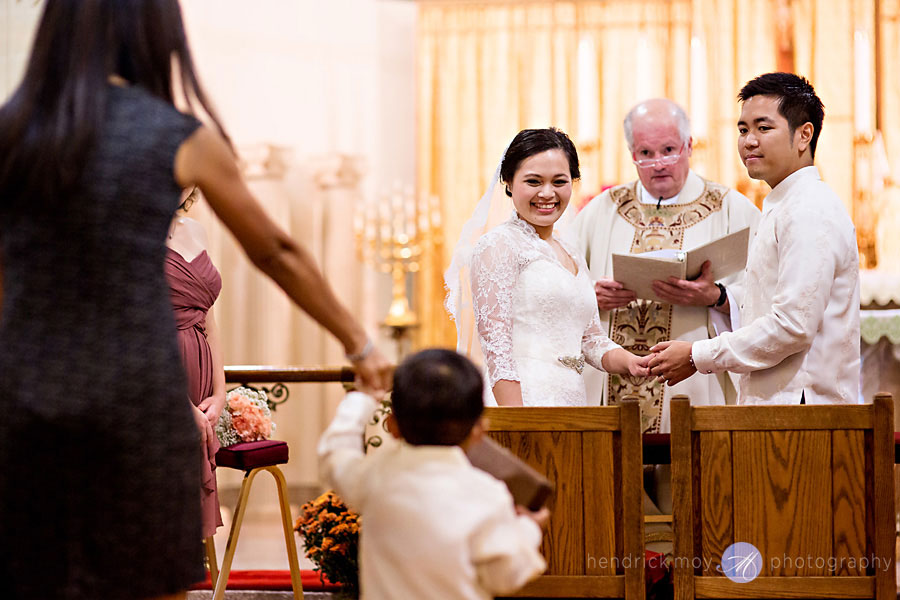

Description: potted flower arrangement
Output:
[294,490,360,598]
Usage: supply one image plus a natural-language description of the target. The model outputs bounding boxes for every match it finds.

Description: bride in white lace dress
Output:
[465,129,649,406]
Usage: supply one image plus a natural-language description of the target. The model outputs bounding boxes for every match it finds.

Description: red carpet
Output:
[190,570,342,591]
[191,552,667,592]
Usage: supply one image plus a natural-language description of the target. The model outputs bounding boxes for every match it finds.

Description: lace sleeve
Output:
[573,247,621,370]
[470,231,520,387]
[582,311,621,372]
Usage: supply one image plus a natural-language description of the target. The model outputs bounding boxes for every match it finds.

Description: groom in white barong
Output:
[649,73,860,405]
[573,99,760,432]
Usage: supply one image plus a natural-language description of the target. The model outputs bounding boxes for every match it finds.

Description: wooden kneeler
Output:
[670,393,895,600]
[483,400,645,599]
[205,440,304,600]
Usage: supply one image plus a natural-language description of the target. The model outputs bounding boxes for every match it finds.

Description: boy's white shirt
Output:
[318,391,546,600]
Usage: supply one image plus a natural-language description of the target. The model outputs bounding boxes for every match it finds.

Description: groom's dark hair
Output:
[738,72,824,159]
[391,348,484,446]
[500,127,580,196]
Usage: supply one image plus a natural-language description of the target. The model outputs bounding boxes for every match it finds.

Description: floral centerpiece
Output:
[215,386,275,447]
[294,490,360,596]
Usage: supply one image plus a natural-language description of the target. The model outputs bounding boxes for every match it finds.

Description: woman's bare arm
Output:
[174,126,391,391]
[199,306,227,423]
[492,380,524,406]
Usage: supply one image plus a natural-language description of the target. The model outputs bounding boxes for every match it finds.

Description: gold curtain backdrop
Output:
[415,0,900,349]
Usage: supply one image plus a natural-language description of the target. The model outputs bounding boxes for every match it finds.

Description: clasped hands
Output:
[598,261,718,385]
[629,341,695,385]
[640,340,696,386]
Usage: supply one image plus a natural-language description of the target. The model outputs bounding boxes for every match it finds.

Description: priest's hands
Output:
[594,278,636,311]
[652,260,721,307]
[646,341,696,386]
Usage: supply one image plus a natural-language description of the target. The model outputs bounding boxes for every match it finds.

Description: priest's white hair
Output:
[623,98,691,151]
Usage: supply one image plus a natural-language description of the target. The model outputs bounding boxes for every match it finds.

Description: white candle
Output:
[404,187,416,238]
[635,33,652,101]
[576,35,599,144]
[379,192,390,243]
[430,194,442,229]
[690,35,708,140]
[854,30,872,134]
[418,189,430,233]
[365,194,376,244]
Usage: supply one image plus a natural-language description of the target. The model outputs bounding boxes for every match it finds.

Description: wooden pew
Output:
[485,401,645,600]
[670,393,896,600]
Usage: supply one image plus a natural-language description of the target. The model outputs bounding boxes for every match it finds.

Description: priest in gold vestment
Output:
[573,99,761,433]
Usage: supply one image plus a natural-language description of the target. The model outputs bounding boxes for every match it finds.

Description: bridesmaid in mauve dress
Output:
[165,201,225,539]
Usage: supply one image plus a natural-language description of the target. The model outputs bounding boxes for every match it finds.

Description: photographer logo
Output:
[719,542,762,583]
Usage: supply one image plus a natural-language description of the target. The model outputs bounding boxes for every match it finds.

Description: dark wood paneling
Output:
[619,399,645,600]
[671,396,695,600]
[484,407,622,431]
[699,431,733,575]
[694,575,874,598]
[872,394,896,600]
[732,431,831,576]
[831,429,867,576]
[505,574,625,598]
[507,431,583,576]
[583,431,616,575]
[692,406,872,431]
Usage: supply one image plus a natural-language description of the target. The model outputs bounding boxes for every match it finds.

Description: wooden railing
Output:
[224,365,356,410]
[224,365,900,465]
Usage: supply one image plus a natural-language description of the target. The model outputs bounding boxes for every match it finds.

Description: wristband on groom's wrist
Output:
[708,283,727,308]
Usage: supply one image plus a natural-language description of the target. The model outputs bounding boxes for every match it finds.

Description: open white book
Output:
[611,227,750,303]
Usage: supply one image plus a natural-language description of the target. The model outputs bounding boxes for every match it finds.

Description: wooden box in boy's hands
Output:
[465,437,554,511]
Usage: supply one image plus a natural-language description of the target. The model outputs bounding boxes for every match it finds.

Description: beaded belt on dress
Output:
[557,354,586,374]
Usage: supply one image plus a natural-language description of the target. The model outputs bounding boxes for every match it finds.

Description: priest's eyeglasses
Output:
[632,143,685,168]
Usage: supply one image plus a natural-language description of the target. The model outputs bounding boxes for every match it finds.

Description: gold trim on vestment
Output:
[606,180,727,433]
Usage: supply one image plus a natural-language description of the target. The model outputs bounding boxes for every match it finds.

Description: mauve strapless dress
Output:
[165,247,224,538]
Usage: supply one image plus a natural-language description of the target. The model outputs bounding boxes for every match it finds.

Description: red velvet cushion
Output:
[216,440,289,470]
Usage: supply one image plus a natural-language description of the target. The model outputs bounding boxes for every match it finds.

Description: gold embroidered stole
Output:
[606,180,726,432]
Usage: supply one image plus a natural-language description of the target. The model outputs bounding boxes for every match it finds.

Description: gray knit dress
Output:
[0,84,206,599]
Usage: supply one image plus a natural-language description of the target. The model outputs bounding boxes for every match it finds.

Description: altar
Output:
[860,270,900,428]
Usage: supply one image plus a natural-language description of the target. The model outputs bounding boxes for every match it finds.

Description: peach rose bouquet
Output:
[215,386,275,446]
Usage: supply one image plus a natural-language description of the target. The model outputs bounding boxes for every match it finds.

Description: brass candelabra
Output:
[354,183,441,357]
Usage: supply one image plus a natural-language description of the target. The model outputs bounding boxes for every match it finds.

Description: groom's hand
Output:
[647,341,696,386]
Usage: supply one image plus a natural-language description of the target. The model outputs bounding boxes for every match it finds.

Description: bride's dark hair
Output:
[499,127,580,196]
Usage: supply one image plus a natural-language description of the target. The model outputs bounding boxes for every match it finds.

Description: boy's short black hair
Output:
[391,348,484,446]
[738,72,825,159]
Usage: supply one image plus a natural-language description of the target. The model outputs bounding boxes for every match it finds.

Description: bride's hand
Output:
[601,348,651,377]
[629,353,652,377]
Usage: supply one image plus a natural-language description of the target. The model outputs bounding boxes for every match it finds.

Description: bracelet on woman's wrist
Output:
[345,338,374,362]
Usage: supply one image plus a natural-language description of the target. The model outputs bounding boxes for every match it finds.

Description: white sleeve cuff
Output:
[708,287,740,336]
[691,338,719,375]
